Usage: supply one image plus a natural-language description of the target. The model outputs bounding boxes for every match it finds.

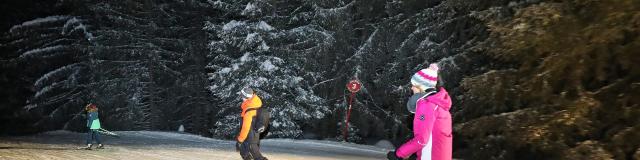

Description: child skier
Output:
[236,87,268,160]
[388,63,452,160]
[83,103,104,150]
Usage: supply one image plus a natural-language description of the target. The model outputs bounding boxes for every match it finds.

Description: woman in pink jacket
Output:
[388,63,453,160]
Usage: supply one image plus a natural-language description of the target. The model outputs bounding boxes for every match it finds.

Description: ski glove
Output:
[235,141,241,152]
[257,126,265,133]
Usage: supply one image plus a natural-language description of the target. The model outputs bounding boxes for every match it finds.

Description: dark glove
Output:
[257,126,265,133]
[235,141,241,152]
[387,151,401,160]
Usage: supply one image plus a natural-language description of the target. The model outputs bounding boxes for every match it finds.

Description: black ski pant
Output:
[239,131,265,160]
[86,129,101,145]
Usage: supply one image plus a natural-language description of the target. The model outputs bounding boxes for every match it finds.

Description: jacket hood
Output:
[426,87,452,111]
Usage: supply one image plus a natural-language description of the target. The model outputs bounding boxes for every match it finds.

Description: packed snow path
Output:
[0,131,388,160]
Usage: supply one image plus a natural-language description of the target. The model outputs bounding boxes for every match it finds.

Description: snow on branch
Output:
[62,17,95,42]
[9,15,71,33]
[34,63,81,90]
[19,45,66,59]
[347,28,378,62]
[241,3,261,16]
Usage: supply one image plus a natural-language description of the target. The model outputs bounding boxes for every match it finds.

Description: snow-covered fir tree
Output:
[82,0,215,132]
[2,15,94,131]
[1,0,216,134]
[205,0,349,138]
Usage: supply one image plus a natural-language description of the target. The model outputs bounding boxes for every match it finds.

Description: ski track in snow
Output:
[0,131,387,160]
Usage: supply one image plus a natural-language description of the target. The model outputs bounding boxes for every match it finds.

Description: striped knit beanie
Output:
[411,63,439,89]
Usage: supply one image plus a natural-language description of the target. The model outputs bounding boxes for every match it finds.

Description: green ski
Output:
[97,128,120,138]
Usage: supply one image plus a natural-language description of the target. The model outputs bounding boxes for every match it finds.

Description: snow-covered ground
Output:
[0,131,388,160]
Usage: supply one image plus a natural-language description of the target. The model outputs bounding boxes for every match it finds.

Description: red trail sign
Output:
[344,80,361,142]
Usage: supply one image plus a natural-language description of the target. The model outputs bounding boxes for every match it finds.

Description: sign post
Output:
[344,79,361,142]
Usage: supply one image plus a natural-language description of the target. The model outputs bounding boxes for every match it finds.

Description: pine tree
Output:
[205,0,359,138]
[3,15,94,131]
[1,0,216,133]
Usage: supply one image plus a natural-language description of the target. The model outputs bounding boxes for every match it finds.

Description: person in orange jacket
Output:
[236,87,267,160]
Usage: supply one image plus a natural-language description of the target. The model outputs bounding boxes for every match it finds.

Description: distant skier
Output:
[82,103,104,150]
[388,63,452,160]
[236,87,268,160]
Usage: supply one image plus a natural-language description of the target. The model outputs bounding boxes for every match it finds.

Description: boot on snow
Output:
[80,144,92,150]
[96,144,104,149]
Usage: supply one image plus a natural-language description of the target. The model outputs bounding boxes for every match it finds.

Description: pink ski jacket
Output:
[396,87,452,160]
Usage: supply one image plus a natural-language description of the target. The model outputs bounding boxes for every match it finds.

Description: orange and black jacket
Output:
[237,94,262,143]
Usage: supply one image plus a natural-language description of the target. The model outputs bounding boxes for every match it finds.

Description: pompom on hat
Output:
[410,63,439,89]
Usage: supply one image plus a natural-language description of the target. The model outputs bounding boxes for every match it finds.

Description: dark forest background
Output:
[1,0,638,159]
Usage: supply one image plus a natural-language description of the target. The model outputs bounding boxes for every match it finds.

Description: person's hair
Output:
[411,81,430,92]
[86,103,98,112]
